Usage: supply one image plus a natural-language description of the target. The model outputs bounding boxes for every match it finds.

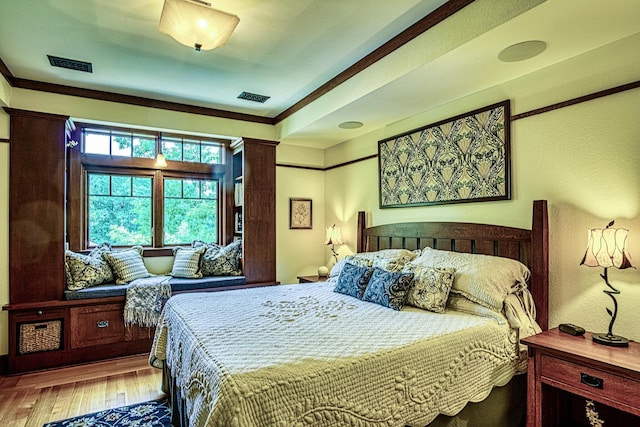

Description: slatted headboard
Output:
[356,200,549,330]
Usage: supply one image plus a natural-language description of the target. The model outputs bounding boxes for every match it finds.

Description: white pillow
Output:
[103,246,150,285]
[171,246,206,278]
[410,247,530,312]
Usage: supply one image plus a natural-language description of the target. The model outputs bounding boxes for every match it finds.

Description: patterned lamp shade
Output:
[580,227,633,269]
[158,0,239,51]
[325,225,343,246]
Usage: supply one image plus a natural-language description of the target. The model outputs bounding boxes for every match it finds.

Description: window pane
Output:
[164,179,182,198]
[164,178,218,245]
[87,173,152,247]
[162,139,182,161]
[201,180,217,199]
[132,177,152,197]
[89,174,110,195]
[183,141,200,162]
[183,180,199,198]
[201,143,221,164]
[84,132,110,155]
[133,136,156,159]
[111,134,132,157]
[111,176,131,196]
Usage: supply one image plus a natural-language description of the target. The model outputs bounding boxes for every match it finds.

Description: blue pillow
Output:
[362,267,414,310]
[333,262,373,299]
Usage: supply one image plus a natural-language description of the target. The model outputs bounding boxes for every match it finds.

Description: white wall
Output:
[275,144,326,284]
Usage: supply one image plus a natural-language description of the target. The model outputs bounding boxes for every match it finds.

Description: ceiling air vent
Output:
[47,55,93,73]
[237,91,270,103]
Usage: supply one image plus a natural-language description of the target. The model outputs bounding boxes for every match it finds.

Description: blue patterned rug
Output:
[43,398,171,427]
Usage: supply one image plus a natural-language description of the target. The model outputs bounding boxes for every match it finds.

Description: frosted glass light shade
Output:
[325,225,343,245]
[155,153,168,167]
[159,0,239,51]
[580,227,633,269]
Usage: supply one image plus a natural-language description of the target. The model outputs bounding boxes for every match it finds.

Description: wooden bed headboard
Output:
[356,200,549,330]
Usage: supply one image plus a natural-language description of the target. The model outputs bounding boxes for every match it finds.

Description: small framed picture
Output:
[289,198,312,229]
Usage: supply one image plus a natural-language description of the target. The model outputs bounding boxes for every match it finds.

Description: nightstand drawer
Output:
[541,354,640,410]
[70,303,126,349]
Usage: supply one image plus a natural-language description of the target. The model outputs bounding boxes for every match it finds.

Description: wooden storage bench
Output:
[3,275,257,374]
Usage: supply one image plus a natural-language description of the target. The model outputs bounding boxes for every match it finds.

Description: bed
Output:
[150,200,549,427]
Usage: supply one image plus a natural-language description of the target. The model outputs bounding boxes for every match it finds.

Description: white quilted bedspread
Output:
[150,282,523,427]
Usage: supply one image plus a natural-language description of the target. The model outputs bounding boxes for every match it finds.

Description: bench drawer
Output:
[70,303,127,349]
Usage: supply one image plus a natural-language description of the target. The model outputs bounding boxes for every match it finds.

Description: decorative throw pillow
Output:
[362,267,414,310]
[103,245,150,285]
[65,242,114,291]
[372,257,406,272]
[171,246,206,279]
[333,262,374,299]
[403,265,456,313]
[412,247,531,312]
[195,240,242,276]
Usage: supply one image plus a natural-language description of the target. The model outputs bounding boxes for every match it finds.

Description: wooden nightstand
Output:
[296,275,329,284]
[521,328,640,427]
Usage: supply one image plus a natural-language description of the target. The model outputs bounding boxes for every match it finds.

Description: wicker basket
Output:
[18,320,63,354]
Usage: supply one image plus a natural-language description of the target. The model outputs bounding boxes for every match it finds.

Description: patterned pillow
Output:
[171,246,206,278]
[195,240,242,276]
[103,246,150,284]
[403,265,456,313]
[362,268,414,310]
[65,243,114,291]
[334,249,418,275]
[333,262,374,299]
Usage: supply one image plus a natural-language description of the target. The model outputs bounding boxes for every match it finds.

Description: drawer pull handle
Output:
[581,373,603,389]
[97,321,110,328]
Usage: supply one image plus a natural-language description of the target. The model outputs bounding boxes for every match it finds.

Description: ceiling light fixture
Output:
[158,0,240,51]
[338,121,363,129]
[498,40,546,63]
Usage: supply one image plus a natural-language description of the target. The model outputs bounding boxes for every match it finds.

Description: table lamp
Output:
[325,224,343,265]
[580,221,634,347]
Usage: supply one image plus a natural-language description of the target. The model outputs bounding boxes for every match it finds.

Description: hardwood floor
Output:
[0,354,164,426]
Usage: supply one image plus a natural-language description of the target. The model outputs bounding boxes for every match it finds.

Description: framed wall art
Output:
[378,100,511,208]
[289,198,312,229]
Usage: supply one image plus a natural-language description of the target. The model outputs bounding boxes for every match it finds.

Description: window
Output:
[164,178,218,244]
[84,128,156,158]
[67,124,230,250]
[88,173,153,246]
[162,135,222,164]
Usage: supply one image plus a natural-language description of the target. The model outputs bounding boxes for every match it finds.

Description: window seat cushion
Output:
[64,275,247,300]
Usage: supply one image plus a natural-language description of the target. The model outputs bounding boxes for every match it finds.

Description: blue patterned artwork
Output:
[379,100,511,207]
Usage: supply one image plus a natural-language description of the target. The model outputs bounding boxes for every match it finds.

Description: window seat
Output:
[64,276,247,300]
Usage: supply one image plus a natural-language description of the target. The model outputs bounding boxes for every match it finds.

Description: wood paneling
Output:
[5,108,71,304]
[238,138,278,285]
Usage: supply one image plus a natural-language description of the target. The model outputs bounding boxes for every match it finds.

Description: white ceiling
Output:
[0,0,639,148]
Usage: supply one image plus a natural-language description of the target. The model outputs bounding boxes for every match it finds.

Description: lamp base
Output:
[592,332,629,347]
